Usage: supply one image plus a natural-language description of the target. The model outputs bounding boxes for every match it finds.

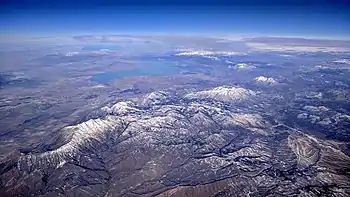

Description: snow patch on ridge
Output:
[141,91,170,107]
[185,86,256,102]
[175,50,246,56]
[254,76,277,85]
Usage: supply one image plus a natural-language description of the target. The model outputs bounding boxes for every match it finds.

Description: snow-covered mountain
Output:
[254,76,277,85]
[175,50,246,57]
[334,59,350,64]
[18,86,267,172]
[185,86,256,102]
[9,84,350,197]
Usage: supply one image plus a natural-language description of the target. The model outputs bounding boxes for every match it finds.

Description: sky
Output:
[0,0,350,38]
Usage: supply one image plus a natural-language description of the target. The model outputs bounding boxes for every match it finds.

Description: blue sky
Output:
[1,1,349,38]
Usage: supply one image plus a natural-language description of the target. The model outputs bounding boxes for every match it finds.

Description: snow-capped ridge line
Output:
[17,87,267,172]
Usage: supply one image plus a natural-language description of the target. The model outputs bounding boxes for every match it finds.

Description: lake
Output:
[90,60,180,83]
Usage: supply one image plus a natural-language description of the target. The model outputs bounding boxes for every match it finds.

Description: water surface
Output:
[90,60,180,83]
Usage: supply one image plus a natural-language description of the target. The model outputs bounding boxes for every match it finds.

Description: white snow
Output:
[254,76,277,85]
